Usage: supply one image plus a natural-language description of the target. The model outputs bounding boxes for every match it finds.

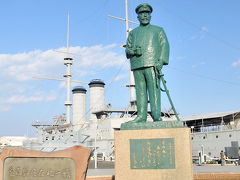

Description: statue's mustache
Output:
[139,17,150,21]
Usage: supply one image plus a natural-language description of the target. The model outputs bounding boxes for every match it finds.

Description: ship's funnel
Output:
[88,79,105,120]
[72,86,87,124]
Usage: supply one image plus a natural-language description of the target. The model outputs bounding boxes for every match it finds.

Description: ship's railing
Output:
[191,124,240,133]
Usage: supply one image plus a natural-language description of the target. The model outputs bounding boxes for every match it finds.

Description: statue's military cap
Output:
[135,3,153,14]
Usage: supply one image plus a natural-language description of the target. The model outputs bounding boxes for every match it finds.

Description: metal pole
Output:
[66,63,72,123]
[125,0,129,38]
[67,13,70,54]
[94,122,98,168]
[125,0,136,107]
[201,145,204,163]
[220,117,224,131]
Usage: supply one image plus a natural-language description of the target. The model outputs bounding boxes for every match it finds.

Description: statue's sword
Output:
[159,71,181,121]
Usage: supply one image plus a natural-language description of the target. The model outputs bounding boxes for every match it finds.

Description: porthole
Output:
[203,136,206,139]
[216,135,218,138]
[229,134,232,138]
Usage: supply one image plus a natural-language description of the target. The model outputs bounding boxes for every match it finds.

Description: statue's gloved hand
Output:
[126,47,136,59]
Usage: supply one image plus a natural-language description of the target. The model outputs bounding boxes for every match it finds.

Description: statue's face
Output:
[137,11,151,26]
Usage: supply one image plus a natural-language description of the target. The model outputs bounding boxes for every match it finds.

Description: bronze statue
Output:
[126,3,169,123]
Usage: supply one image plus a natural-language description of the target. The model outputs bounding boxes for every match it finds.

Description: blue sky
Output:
[0,0,240,136]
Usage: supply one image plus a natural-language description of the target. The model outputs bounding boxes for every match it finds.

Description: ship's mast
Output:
[125,0,136,108]
[32,14,88,125]
[125,0,129,38]
[63,13,73,124]
[66,13,70,54]
[109,0,137,108]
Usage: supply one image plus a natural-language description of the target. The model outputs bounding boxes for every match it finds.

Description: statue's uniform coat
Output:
[126,24,169,121]
[126,24,169,70]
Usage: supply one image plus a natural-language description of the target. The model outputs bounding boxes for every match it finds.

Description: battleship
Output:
[1,1,239,165]
[0,1,180,161]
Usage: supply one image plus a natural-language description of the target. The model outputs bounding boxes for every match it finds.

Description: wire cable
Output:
[155,2,240,52]
[168,66,240,87]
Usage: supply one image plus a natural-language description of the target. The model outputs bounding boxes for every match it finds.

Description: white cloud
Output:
[1,49,63,81]
[201,26,208,32]
[0,105,11,112]
[232,60,240,67]
[70,45,126,69]
[5,94,57,104]
[110,73,128,82]
[0,44,126,82]
[190,26,208,40]
[0,44,127,111]
[191,61,206,68]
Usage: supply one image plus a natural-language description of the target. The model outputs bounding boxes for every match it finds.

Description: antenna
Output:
[66,13,70,55]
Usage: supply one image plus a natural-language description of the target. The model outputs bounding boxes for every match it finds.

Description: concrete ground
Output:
[88,160,114,176]
[87,160,240,176]
[194,164,240,173]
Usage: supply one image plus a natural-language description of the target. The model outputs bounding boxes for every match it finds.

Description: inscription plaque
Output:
[130,138,175,169]
[3,157,76,180]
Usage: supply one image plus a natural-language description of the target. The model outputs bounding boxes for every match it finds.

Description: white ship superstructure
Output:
[183,111,240,160]
[22,79,131,160]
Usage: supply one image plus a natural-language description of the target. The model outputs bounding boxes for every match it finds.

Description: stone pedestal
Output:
[115,127,193,180]
[0,146,91,180]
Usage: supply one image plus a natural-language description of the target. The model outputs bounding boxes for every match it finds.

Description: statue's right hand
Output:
[126,48,135,59]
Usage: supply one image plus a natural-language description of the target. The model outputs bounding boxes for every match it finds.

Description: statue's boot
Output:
[129,99,147,123]
[128,115,146,123]
[151,109,162,121]
[153,116,162,122]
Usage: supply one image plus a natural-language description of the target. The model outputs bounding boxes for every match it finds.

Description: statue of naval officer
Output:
[126,3,169,123]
